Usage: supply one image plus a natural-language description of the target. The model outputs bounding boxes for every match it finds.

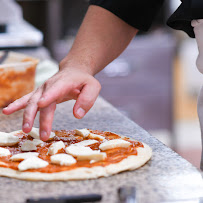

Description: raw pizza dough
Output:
[0,129,152,181]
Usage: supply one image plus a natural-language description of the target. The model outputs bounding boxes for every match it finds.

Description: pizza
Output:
[0,128,152,181]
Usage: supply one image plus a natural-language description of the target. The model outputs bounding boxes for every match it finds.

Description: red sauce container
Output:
[0,52,38,108]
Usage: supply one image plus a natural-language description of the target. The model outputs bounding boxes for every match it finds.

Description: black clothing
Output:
[89,0,203,38]
[167,0,203,37]
[89,0,165,32]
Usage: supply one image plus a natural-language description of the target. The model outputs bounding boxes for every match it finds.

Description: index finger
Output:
[2,92,33,115]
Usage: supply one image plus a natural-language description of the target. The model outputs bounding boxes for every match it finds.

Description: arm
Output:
[3,5,138,141]
[60,5,138,75]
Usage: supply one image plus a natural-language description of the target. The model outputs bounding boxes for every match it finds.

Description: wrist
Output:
[59,54,97,76]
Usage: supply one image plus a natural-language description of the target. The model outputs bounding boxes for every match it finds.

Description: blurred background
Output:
[1,0,202,168]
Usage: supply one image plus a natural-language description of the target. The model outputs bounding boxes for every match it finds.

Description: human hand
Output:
[2,64,101,141]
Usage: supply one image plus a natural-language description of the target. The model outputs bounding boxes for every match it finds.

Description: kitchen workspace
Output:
[1,0,203,203]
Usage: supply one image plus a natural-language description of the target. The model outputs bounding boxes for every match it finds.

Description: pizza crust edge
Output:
[0,142,152,181]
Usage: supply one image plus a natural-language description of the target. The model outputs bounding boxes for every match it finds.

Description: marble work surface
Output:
[0,97,203,203]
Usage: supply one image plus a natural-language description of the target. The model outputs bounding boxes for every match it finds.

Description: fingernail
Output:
[77,108,86,118]
[3,107,8,110]
[41,131,47,140]
[23,123,30,129]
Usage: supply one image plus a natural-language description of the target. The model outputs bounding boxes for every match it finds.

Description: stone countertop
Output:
[0,97,203,203]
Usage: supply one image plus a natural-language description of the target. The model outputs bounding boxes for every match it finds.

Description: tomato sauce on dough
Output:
[0,130,143,173]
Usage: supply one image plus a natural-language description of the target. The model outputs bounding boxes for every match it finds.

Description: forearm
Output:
[61,5,138,75]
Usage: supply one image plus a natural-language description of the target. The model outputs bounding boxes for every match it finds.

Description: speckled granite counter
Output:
[0,97,203,203]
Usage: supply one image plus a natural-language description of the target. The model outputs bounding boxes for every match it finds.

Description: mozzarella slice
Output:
[0,147,11,156]
[99,139,131,151]
[48,141,65,155]
[51,154,76,166]
[75,129,90,137]
[89,133,105,141]
[0,161,8,166]
[21,140,37,151]
[90,160,97,164]
[29,127,55,140]
[0,132,19,146]
[28,127,39,139]
[71,140,98,147]
[32,139,44,146]
[10,130,22,135]
[66,146,106,161]
[66,146,93,155]
[10,152,39,161]
[18,156,48,171]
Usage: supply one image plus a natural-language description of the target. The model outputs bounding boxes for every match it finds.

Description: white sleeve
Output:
[191,19,203,74]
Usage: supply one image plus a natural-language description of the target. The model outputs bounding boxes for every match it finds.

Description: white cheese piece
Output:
[0,147,11,156]
[10,130,22,135]
[10,152,39,161]
[66,146,93,155]
[51,154,76,166]
[99,139,131,151]
[89,133,105,141]
[49,131,56,139]
[29,127,55,140]
[90,160,97,164]
[48,141,65,155]
[0,161,8,167]
[21,140,37,151]
[28,127,40,139]
[75,129,90,137]
[18,156,48,171]
[0,132,20,146]
[32,139,44,146]
[71,140,98,147]
[66,146,106,161]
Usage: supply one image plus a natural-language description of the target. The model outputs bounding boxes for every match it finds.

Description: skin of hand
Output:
[2,5,138,141]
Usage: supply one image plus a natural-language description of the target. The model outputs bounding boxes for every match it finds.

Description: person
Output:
[2,0,203,141]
